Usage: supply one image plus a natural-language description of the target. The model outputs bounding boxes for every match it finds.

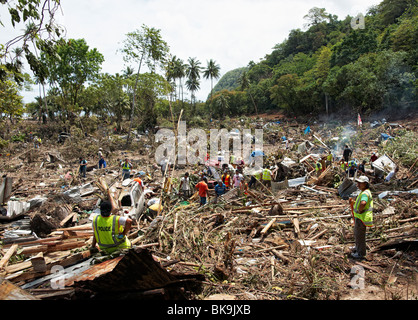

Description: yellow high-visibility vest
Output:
[353,189,374,227]
[93,215,131,253]
[122,162,131,170]
[262,169,272,181]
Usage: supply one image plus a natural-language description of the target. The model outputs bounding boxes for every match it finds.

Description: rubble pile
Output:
[0,115,417,300]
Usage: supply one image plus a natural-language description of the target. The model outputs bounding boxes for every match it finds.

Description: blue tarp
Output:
[250,150,265,157]
[380,133,394,141]
[304,126,311,134]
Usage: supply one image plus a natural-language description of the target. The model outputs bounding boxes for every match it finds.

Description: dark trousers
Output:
[354,218,367,257]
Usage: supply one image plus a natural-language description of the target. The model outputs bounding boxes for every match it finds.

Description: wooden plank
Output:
[308,229,327,240]
[293,218,300,238]
[260,218,276,235]
[0,278,39,300]
[56,223,92,231]
[60,211,78,227]
[282,204,345,211]
[0,244,18,269]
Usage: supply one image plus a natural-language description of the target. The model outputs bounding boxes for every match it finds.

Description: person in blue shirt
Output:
[214,180,227,203]
[79,157,87,178]
[99,156,107,169]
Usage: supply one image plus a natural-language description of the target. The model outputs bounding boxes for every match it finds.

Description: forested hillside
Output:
[0,0,417,133]
[211,0,417,119]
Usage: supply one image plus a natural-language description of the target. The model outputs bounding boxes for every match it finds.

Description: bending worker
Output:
[91,199,132,254]
[349,175,373,259]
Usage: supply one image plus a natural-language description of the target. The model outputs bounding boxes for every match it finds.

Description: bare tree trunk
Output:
[126,55,144,146]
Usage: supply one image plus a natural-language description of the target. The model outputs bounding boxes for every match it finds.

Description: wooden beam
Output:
[0,244,18,269]
[260,218,276,236]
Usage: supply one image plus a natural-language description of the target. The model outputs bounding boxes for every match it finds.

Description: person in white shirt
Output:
[179,172,191,199]
[233,170,243,188]
[385,167,398,182]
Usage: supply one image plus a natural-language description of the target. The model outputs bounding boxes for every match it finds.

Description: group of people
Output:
[177,163,276,207]
[78,148,108,178]
[89,143,379,262]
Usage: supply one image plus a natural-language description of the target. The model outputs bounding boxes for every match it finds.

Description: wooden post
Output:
[0,244,18,269]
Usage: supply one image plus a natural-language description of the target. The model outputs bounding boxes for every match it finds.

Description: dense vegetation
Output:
[214,0,418,119]
[0,0,417,137]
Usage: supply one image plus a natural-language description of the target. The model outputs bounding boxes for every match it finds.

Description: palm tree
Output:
[239,71,258,116]
[186,57,201,109]
[185,77,200,113]
[203,59,220,117]
[173,56,186,102]
[203,59,220,100]
[215,92,230,119]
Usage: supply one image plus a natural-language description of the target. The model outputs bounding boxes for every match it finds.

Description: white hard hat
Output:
[355,176,369,184]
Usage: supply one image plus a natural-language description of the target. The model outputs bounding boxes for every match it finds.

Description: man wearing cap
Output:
[349,175,373,259]
[91,200,133,254]
[121,158,132,180]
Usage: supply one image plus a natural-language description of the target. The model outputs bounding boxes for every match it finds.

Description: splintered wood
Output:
[0,116,417,301]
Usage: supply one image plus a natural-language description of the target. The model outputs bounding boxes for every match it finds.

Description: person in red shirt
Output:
[195,177,209,206]
[370,152,378,169]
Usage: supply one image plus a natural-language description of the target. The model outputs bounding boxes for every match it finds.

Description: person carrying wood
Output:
[91,200,133,255]
[349,175,373,259]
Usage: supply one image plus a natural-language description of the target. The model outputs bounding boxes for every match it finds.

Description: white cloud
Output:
[1,0,382,103]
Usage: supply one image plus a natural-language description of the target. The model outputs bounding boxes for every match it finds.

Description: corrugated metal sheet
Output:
[64,256,123,286]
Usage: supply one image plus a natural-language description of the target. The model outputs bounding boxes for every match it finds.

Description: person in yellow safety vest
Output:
[326,151,333,167]
[248,170,262,189]
[222,171,231,189]
[121,158,132,180]
[349,175,373,259]
[340,158,347,171]
[262,167,272,188]
[91,200,132,254]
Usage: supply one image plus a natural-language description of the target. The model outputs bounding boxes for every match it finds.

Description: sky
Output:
[1,0,382,103]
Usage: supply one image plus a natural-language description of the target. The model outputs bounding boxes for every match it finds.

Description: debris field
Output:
[0,114,417,300]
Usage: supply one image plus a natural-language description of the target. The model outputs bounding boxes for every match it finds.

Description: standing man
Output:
[121,158,132,180]
[349,176,373,259]
[343,145,352,163]
[91,200,132,254]
[221,170,231,190]
[79,157,87,178]
[214,180,227,203]
[179,172,191,199]
[195,177,209,206]
[233,170,243,189]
